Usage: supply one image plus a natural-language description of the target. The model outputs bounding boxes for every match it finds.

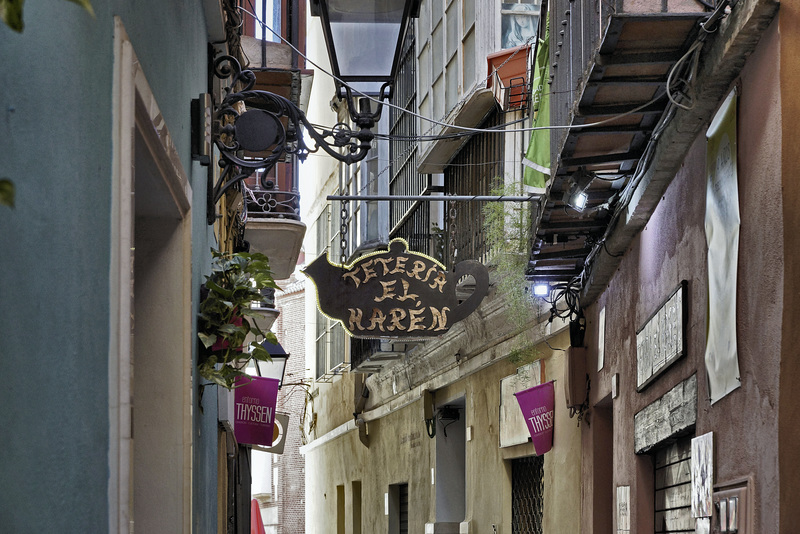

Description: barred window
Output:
[511,455,544,534]
[313,208,348,380]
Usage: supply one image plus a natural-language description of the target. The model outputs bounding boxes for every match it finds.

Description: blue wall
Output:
[0,0,218,531]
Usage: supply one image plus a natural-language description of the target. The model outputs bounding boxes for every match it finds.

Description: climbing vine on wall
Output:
[483,181,541,365]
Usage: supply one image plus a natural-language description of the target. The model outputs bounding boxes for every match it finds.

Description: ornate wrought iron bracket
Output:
[206,55,382,224]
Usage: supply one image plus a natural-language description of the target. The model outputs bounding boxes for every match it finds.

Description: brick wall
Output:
[273,276,307,534]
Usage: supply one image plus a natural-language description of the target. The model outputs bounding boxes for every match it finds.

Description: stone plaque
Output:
[636,281,687,390]
[634,375,697,454]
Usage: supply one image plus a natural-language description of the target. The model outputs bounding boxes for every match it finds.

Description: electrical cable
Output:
[233,3,678,205]
[234,3,733,310]
[666,40,703,110]
[576,3,733,290]
[237,6,674,137]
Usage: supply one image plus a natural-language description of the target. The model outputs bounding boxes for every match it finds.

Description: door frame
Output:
[109,18,192,534]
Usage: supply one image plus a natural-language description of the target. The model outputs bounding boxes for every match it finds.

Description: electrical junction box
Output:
[565,346,588,410]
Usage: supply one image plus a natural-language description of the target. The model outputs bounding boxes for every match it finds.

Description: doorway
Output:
[592,394,614,534]
[435,397,466,525]
[110,18,192,534]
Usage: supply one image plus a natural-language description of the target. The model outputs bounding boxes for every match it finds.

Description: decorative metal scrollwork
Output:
[208,55,379,223]
[243,188,301,222]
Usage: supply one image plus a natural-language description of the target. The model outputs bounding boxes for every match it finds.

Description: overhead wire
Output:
[580,2,731,283]
[234,3,725,309]
[233,3,684,204]
[237,5,675,137]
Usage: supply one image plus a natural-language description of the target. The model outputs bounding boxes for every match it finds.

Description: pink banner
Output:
[514,380,555,455]
[234,375,280,447]
[251,499,266,534]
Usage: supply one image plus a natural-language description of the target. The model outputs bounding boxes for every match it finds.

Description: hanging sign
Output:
[514,380,555,455]
[303,238,489,339]
[233,375,279,447]
[251,413,290,454]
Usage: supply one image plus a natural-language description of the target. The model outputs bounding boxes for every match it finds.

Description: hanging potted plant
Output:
[198,249,279,389]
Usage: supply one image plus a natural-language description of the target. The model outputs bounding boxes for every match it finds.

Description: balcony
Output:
[527,0,712,299]
[243,288,280,345]
[237,0,313,112]
[487,44,532,111]
[251,287,280,332]
[243,174,306,280]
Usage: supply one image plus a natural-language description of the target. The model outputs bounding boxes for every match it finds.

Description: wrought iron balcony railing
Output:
[244,185,301,222]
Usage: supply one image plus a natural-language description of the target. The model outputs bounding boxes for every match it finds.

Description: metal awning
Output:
[528,12,708,289]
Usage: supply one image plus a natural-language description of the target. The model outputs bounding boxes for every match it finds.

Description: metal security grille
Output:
[314,308,326,380]
[443,108,504,268]
[512,455,544,534]
[329,322,345,370]
[654,436,693,533]
[399,483,409,534]
[389,26,422,232]
[393,203,436,261]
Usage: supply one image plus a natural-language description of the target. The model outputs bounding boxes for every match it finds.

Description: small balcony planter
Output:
[245,288,280,344]
[198,249,280,389]
[487,44,531,110]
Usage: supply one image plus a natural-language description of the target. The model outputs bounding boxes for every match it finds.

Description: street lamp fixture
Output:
[311,0,421,102]
[254,339,290,388]
[200,0,420,224]
[533,283,550,297]
[564,167,596,212]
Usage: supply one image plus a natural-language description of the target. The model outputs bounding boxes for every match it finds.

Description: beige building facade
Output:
[300,261,588,533]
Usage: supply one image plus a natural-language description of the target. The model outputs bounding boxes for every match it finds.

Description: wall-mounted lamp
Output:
[533,283,550,297]
[311,0,421,103]
[563,167,596,212]
[253,339,290,388]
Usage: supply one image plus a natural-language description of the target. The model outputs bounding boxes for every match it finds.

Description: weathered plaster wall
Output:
[580,15,783,534]
[304,398,434,533]
[539,343,583,534]
[0,5,114,529]
[311,373,361,438]
[778,2,800,531]
[304,329,581,534]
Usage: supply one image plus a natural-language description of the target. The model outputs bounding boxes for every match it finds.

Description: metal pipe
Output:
[261,0,267,67]
[326,194,541,202]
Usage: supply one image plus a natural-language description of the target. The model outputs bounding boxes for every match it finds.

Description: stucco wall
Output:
[580,15,783,534]
[304,329,581,534]
[779,2,800,532]
[0,1,213,531]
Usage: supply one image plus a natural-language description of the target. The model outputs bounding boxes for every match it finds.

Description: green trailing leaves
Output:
[198,249,278,389]
[250,344,272,362]
[0,179,15,208]
[198,332,217,349]
[1,0,23,32]
[65,0,94,18]
[483,181,541,365]
[2,0,94,33]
